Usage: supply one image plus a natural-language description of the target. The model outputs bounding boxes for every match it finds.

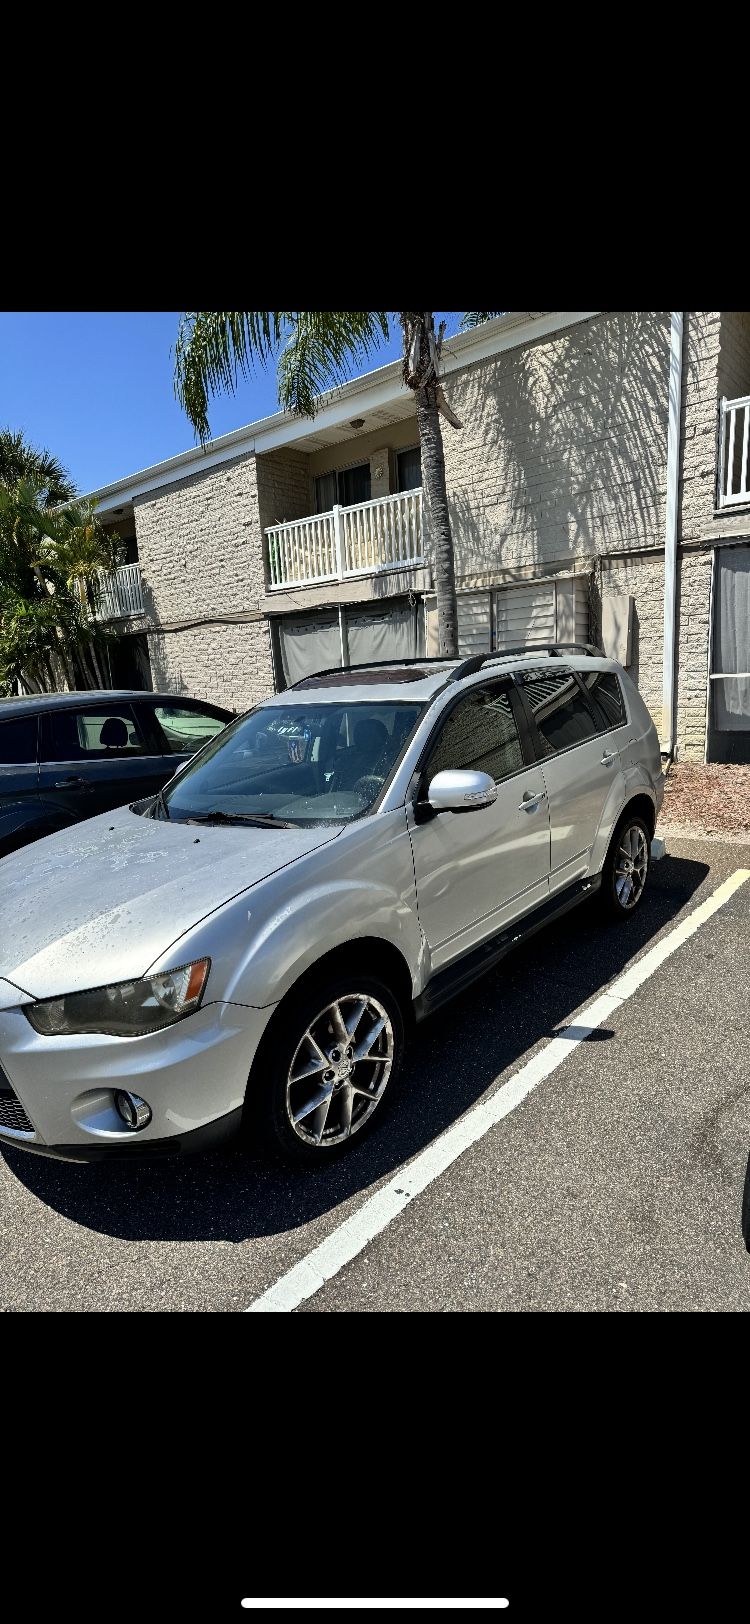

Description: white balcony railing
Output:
[266,489,424,590]
[718,395,750,508]
[94,562,145,620]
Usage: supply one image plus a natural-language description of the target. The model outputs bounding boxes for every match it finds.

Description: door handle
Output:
[519,789,547,811]
[54,775,86,789]
[600,751,618,765]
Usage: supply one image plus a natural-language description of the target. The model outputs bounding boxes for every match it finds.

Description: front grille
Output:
[0,1068,35,1135]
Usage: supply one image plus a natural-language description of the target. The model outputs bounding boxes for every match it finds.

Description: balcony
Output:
[93,562,145,620]
[265,489,424,590]
[718,395,750,508]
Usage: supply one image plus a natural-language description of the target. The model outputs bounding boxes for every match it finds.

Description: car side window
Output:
[0,715,38,765]
[577,671,627,732]
[518,670,598,755]
[150,704,228,756]
[424,683,524,787]
[41,705,147,762]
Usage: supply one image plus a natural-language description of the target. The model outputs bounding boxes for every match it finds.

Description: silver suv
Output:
[0,646,664,1166]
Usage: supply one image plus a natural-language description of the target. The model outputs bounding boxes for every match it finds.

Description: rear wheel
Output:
[601,812,651,918]
[254,972,405,1165]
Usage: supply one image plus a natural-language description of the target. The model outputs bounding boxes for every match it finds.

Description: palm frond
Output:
[174,312,292,442]
[459,312,505,330]
[174,311,391,439]
[0,427,76,505]
[276,312,390,418]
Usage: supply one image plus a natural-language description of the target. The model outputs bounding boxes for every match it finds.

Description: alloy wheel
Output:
[286,993,394,1148]
[614,824,649,908]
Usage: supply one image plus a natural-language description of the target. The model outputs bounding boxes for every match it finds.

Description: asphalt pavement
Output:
[1,836,748,1311]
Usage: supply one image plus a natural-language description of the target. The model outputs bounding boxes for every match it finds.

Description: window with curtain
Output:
[314,463,371,513]
[396,446,422,492]
[713,545,750,731]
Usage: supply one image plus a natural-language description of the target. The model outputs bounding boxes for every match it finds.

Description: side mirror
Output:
[427,769,498,813]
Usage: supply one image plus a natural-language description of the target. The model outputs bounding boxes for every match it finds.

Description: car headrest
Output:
[99,716,129,748]
[353,718,388,755]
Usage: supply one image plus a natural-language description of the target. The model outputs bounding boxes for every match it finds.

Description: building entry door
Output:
[709,544,750,763]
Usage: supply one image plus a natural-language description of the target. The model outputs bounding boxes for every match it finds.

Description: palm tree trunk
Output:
[415,387,459,657]
[89,637,105,688]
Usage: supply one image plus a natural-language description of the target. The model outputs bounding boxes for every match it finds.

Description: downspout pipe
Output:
[661,311,685,759]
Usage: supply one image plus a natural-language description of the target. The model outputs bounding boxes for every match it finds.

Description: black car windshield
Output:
[161,700,424,826]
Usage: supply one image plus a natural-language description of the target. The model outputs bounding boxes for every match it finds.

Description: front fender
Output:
[145,809,425,1009]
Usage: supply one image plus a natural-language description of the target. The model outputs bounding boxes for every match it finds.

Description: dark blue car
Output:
[0,690,233,858]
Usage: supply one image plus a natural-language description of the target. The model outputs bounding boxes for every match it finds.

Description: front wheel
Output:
[256,973,405,1165]
[601,813,651,918]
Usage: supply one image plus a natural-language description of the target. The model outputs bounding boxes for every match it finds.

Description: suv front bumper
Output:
[0,998,276,1161]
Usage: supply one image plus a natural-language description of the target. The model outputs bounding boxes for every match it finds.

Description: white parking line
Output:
[246,868,750,1313]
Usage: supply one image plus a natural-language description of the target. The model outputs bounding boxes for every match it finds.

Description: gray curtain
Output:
[278,617,342,687]
[713,547,750,730]
[346,603,419,666]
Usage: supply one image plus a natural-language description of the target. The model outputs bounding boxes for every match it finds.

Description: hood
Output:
[0,805,341,1000]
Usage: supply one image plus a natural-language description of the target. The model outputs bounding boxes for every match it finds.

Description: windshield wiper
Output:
[153,787,170,820]
[183,810,298,828]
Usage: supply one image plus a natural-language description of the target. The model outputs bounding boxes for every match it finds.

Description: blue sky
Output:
[0,312,464,497]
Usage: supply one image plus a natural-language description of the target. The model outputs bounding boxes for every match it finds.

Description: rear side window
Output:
[518,671,597,754]
[425,683,524,785]
[41,705,147,762]
[577,671,627,731]
[151,704,228,755]
[0,715,37,765]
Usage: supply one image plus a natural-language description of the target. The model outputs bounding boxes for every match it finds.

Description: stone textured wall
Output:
[146,621,273,714]
[255,448,313,540]
[679,313,722,544]
[674,550,713,761]
[440,312,671,583]
[595,552,666,734]
[132,450,274,710]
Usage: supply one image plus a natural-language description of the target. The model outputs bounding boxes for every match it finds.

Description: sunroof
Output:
[296,667,430,688]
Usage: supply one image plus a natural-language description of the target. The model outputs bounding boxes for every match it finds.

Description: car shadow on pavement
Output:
[2,852,710,1245]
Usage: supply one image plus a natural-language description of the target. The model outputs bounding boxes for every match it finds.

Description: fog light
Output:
[114,1090,152,1131]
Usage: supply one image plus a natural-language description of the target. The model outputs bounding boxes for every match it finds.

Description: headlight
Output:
[25,959,210,1038]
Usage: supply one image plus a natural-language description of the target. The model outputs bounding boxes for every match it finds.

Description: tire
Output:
[600,811,651,919]
[251,971,405,1166]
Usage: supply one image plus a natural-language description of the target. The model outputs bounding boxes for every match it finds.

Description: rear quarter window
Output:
[0,715,38,765]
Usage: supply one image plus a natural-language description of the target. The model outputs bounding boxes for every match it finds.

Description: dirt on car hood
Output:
[0,805,341,1000]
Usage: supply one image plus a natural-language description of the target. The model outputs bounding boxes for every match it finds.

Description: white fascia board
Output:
[88,311,600,515]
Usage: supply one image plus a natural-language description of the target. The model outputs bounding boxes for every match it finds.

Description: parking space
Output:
[1,836,749,1312]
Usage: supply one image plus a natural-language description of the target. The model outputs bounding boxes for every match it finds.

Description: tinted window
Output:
[151,704,227,755]
[425,684,524,785]
[578,671,626,731]
[41,705,147,762]
[0,715,37,765]
[519,671,597,754]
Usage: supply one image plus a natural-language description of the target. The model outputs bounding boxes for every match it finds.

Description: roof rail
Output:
[289,656,456,689]
[448,643,604,682]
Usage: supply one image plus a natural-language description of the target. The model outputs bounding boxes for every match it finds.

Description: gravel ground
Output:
[660,763,750,839]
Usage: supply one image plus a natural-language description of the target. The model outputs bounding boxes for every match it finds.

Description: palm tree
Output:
[0,479,119,694]
[174,312,502,658]
[0,427,76,506]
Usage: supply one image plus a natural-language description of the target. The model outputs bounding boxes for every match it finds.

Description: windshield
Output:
[160,700,423,826]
